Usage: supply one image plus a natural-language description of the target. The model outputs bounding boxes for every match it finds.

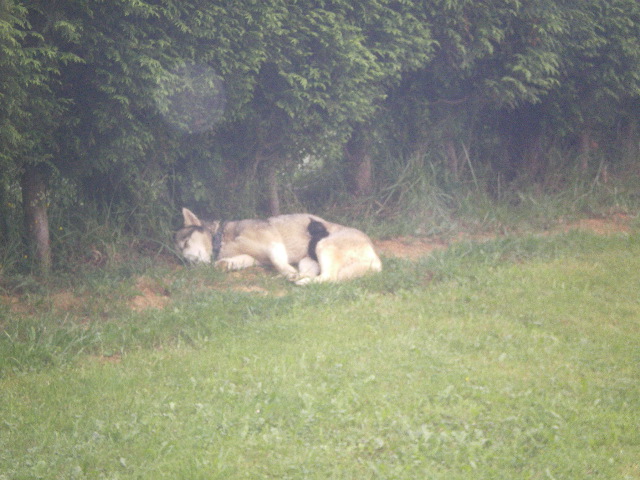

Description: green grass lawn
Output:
[1,232,639,479]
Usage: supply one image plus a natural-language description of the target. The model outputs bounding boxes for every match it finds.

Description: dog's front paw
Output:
[215,254,256,271]
[284,271,303,283]
[294,276,313,286]
[215,259,233,271]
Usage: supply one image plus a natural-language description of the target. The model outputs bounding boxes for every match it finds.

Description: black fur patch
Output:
[212,221,225,261]
[307,219,329,261]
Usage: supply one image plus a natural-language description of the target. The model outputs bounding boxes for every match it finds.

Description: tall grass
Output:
[309,151,639,241]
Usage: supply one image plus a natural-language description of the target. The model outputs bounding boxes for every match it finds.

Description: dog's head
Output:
[175,208,214,263]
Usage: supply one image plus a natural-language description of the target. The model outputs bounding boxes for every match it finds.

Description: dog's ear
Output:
[182,207,202,227]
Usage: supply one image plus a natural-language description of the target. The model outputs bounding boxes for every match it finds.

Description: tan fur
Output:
[175,208,381,283]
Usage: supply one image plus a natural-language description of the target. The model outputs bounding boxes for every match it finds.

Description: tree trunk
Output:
[578,131,591,172]
[444,139,459,180]
[21,164,51,273]
[523,134,545,180]
[265,162,280,216]
[344,128,373,197]
[0,184,8,247]
[621,118,638,163]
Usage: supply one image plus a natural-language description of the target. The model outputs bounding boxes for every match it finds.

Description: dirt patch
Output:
[1,291,85,316]
[51,291,84,311]
[553,213,633,235]
[1,294,28,315]
[223,269,288,296]
[375,214,634,260]
[129,277,171,312]
[231,284,271,295]
[375,237,448,259]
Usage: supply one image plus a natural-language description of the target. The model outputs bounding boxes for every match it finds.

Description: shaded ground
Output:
[1,214,635,315]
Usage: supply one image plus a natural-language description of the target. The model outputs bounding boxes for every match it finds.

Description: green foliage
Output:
[550,0,640,132]
[0,1,27,168]
[0,0,72,167]
[0,0,639,273]
[213,0,436,188]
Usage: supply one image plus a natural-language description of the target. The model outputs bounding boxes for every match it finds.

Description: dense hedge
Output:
[1,0,639,271]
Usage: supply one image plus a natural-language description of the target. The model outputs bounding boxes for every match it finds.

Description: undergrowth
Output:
[317,159,640,240]
[2,159,639,279]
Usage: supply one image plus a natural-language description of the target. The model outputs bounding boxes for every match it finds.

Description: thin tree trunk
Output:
[444,139,459,180]
[0,183,8,246]
[345,127,373,197]
[621,118,638,162]
[21,164,51,273]
[265,162,280,216]
[579,131,591,172]
[523,134,545,179]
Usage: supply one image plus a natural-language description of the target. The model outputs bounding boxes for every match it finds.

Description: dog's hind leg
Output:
[297,240,382,284]
[295,256,321,284]
[295,241,341,284]
[298,256,320,278]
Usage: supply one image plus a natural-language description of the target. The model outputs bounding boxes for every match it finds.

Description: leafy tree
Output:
[376,0,640,183]
[342,0,435,195]
[2,0,281,269]
[214,1,384,211]
[0,0,80,271]
[2,0,639,274]
[213,0,435,210]
[481,0,640,177]
[0,0,30,245]
[544,0,640,169]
